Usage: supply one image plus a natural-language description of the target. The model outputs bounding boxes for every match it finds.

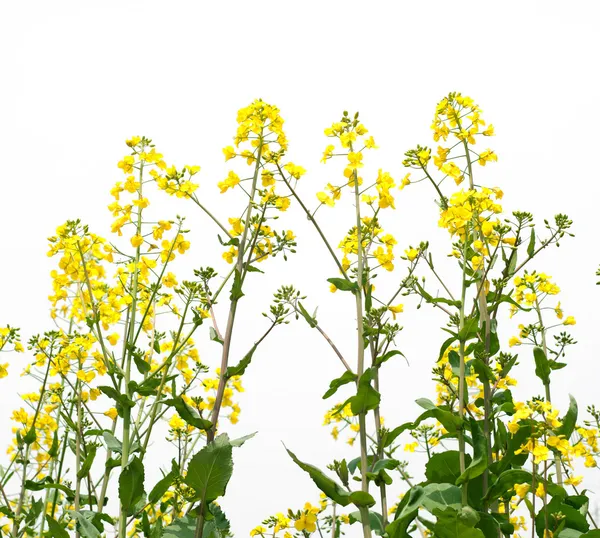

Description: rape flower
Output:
[107,333,120,346]
[218,171,240,193]
[388,304,404,319]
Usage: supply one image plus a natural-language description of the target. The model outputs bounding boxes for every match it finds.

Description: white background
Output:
[1,1,600,535]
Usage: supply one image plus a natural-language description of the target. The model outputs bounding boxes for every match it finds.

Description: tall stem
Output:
[119,160,144,538]
[458,234,469,506]
[206,137,263,445]
[535,299,563,486]
[353,168,372,538]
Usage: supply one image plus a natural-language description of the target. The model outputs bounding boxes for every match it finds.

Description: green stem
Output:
[352,166,372,538]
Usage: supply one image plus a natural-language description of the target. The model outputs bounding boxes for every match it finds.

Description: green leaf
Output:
[77,445,97,479]
[327,277,358,293]
[163,396,212,431]
[349,490,376,508]
[386,483,463,538]
[557,394,578,439]
[161,515,196,538]
[209,327,223,345]
[133,354,151,374]
[230,269,244,301]
[439,334,458,361]
[350,368,380,415]
[420,483,462,513]
[148,460,179,504]
[98,386,135,409]
[103,431,123,453]
[285,447,350,506]
[48,431,59,459]
[456,419,487,485]
[533,346,551,386]
[415,282,461,308]
[374,349,404,367]
[581,531,600,537]
[534,497,589,537]
[297,302,318,328]
[230,432,257,447]
[348,511,384,535]
[384,402,462,448]
[22,425,37,445]
[323,370,357,399]
[119,456,145,516]
[184,434,233,503]
[225,346,256,378]
[386,486,423,538]
[70,511,101,538]
[426,451,463,484]
[432,507,485,538]
[45,515,70,538]
[527,227,536,258]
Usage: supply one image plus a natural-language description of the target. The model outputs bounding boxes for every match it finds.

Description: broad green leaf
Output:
[184,434,233,503]
[386,486,424,538]
[161,515,196,538]
[534,497,589,537]
[432,507,485,538]
[484,469,566,502]
[581,531,600,537]
[349,511,384,535]
[533,347,551,386]
[323,370,357,399]
[420,483,462,514]
[286,447,350,506]
[70,511,101,538]
[119,456,145,516]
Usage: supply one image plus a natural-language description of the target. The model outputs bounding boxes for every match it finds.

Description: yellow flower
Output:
[76,370,96,383]
[284,162,306,179]
[388,304,404,320]
[294,511,317,533]
[0,363,8,379]
[104,408,118,421]
[249,526,266,537]
[107,333,120,346]
[404,442,418,453]
[508,336,521,347]
[218,171,240,193]
[565,475,583,487]
[222,146,236,161]
[131,234,144,248]
[564,316,576,326]
[118,155,135,174]
[532,444,549,464]
[513,483,530,498]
